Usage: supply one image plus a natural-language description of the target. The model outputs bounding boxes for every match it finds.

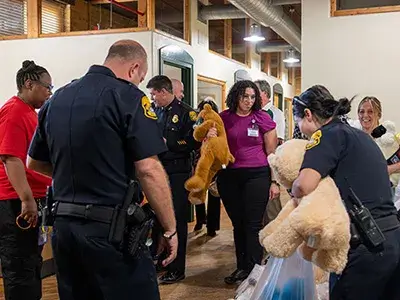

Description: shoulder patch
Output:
[306,130,322,150]
[141,96,157,120]
[189,111,197,121]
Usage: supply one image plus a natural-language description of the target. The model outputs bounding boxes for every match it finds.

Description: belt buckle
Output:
[84,204,93,219]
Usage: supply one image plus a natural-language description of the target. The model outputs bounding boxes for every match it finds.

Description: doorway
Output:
[159,45,194,107]
[197,75,226,111]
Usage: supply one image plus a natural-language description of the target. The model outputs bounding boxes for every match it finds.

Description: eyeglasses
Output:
[293,96,307,107]
[36,80,54,92]
[241,94,256,101]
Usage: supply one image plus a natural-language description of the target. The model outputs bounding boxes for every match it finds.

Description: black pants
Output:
[0,199,43,300]
[151,172,190,274]
[52,217,159,300]
[194,192,221,231]
[330,227,400,300]
[217,167,271,273]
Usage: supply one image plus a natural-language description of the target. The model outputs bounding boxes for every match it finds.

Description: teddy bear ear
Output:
[204,104,211,111]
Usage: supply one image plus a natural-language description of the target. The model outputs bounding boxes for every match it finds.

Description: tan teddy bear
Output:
[259,139,351,274]
[184,104,234,204]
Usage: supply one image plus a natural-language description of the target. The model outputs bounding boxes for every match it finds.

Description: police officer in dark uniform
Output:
[146,75,200,283]
[291,85,400,300]
[27,40,178,300]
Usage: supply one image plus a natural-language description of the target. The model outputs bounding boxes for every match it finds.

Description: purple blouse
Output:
[220,110,276,169]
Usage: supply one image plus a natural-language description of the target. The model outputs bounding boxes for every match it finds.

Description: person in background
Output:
[0,60,53,300]
[291,85,400,300]
[254,80,285,145]
[357,97,400,182]
[207,80,280,285]
[171,78,185,101]
[147,75,201,284]
[193,97,222,237]
[254,79,285,225]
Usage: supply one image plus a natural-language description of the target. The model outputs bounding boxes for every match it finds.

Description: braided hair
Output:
[16,60,49,92]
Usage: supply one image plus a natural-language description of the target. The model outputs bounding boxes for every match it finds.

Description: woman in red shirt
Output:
[0,60,52,300]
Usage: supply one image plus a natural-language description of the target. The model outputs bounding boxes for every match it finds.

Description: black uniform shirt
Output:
[153,98,200,162]
[300,118,397,219]
[28,65,167,206]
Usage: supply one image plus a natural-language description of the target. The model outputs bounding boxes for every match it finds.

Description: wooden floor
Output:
[0,208,239,300]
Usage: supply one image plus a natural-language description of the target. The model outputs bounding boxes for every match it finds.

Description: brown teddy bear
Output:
[184,104,234,204]
[259,139,351,274]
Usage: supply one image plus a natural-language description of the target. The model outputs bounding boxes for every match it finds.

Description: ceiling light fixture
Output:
[244,23,265,42]
[283,48,300,63]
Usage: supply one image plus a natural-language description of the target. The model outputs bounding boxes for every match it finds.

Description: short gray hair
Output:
[254,79,271,98]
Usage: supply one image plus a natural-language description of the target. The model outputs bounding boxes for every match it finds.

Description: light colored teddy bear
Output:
[374,120,400,188]
[259,139,351,275]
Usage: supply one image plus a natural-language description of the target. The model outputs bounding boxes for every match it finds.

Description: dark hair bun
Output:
[22,60,36,71]
[336,98,351,115]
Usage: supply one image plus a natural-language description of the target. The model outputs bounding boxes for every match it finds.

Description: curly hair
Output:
[225,80,262,112]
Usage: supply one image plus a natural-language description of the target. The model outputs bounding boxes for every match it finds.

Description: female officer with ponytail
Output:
[291,85,400,300]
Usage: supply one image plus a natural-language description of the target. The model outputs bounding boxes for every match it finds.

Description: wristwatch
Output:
[163,231,177,240]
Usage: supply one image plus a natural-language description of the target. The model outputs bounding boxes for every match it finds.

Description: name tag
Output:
[247,127,259,137]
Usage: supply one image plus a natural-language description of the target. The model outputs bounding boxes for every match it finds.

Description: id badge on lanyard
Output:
[247,119,259,137]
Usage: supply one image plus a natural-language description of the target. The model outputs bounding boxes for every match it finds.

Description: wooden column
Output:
[223,0,232,58]
[27,0,41,38]
[146,0,155,30]
[277,52,282,80]
[245,18,251,67]
[263,53,271,75]
[224,19,232,58]
[184,0,191,43]
[138,0,147,27]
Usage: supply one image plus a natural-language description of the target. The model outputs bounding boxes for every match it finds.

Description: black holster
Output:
[43,185,56,226]
[124,204,155,258]
[108,180,156,258]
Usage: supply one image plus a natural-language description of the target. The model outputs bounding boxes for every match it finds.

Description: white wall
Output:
[0,32,153,104]
[0,0,295,109]
[302,0,400,125]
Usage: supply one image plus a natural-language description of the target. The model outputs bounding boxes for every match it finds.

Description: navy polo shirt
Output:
[28,65,167,206]
[300,118,397,219]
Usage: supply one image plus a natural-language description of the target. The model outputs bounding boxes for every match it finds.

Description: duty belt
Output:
[55,202,115,224]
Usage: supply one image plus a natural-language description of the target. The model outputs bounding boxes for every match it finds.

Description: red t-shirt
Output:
[0,96,52,200]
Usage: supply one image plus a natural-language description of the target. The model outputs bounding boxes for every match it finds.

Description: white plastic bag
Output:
[249,250,316,300]
[235,264,266,300]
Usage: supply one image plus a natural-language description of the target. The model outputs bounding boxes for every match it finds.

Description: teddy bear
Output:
[258,139,351,274]
[184,104,235,204]
[374,120,400,188]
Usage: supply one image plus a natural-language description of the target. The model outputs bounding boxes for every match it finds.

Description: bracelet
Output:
[163,231,177,240]
[271,180,280,187]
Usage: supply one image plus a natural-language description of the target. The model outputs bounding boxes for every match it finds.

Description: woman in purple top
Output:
[207,80,280,284]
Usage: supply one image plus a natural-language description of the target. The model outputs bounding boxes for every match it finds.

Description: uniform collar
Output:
[164,97,179,110]
[263,101,273,111]
[322,117,342,130]
[87,65,117,78]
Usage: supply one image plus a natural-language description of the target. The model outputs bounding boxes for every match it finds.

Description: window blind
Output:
[41,0,67,34]
[0,0,27,36]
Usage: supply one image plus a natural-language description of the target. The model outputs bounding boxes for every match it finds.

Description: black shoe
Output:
[224,269,249,285]
[159,271,185,284]
[207,229,217,237]
[194,223,203,231]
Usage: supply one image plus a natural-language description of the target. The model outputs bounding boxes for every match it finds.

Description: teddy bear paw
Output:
[185,176,206,192]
